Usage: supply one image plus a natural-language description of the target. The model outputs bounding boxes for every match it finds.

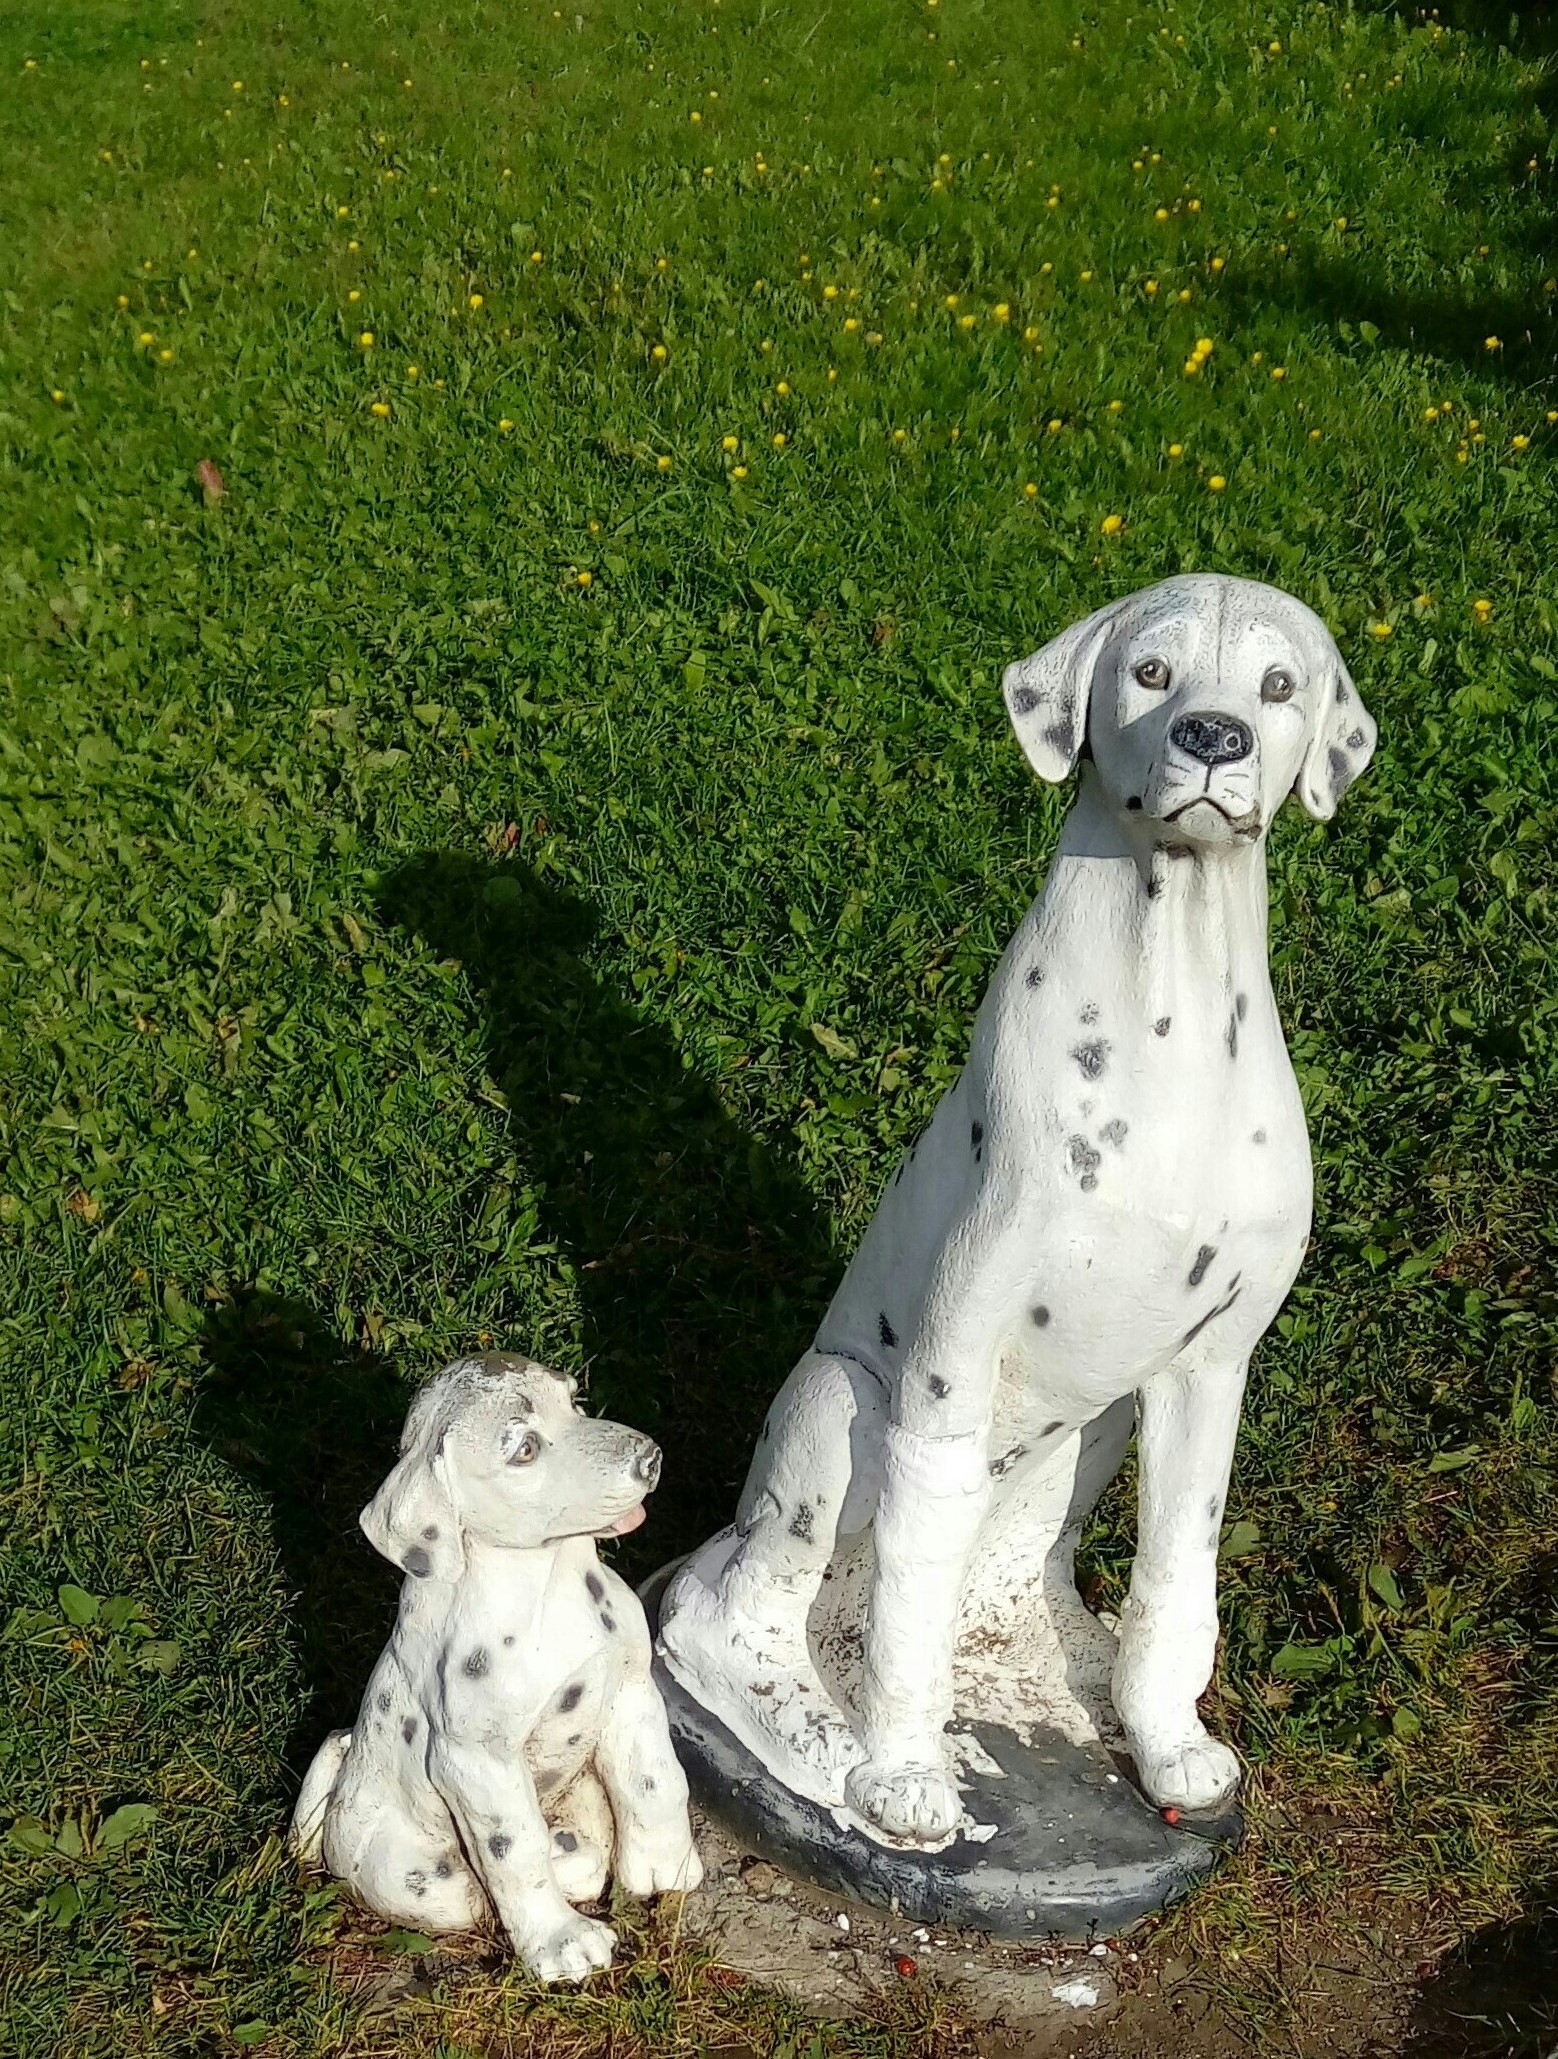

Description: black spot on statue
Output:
[1099,1118,1128,1147]
[1328,746,1350,793]
[422,1525,440,1541]
[1235,993,1248,1022]
[1347,727,1365,750]
[1079,1001,1100,1025]
[927,1374,950,1400]
[1207,1496,1222,1520]
[1181,1286,1242,1348]
[1010,684,1041,716]
[1252,1128,1267,1145]
[1335,679,1349,705]
[567,1732,581,1747]
[1043,720,1072,758]
[1067,1134,1102,1190]
[600,1611,617,1633]
[1025,964,1044,990]
[403,1547,432,1579]
[435,1860,452,1879]
[536,1767,562,1793]
[1031,1304,1051,1327]
[559,1681,584,1713]
[1154,1016,1171,1037]
[1040,1419,1065,1438]
[402,1715,418,1744]
[642,1775,657,1794]
[989,1444,1028,1478]
[489,1832,512,1859]
[463,1647,490,1680]
[1225,1010,1239,1060]
[585,1571,605,1603]
[788,1502,815,1544]
[406,1868,427,1896]
[377,1690,392,1715]
[555,1830,579,1853]
[1071,1039,1109,1080]
[970,1121,984,1150]
[1189,1244,1216,1288]
[1126,795,1143,811]
[878,1311,897,1349]
[503,1634,515,1647]
[1146,874,1163,900]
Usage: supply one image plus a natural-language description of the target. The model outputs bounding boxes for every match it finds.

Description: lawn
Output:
[0,0,1555,2051]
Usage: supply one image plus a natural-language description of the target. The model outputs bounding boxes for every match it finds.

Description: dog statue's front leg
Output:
[430,1738,616,1983]
[1112,1355,1247,1812]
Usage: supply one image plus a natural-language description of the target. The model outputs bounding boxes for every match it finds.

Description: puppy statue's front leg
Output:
[1112,1355,1247,1812]
[430,1739,616,1983]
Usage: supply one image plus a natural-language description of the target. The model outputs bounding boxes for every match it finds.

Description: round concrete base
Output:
[644,1567,1240,1939]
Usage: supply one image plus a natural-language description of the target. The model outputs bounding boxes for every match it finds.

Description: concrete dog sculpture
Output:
[660,574,1376,1847]
[291,1353,702,1982]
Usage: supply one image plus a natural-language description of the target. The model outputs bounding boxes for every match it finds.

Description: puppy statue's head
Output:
[1002,573,1376,849]
[360,1354,660,1582]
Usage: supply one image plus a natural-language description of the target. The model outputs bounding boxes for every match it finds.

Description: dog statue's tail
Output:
[290,1729,352,1863]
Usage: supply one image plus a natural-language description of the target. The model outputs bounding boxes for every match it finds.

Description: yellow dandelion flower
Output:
[1187,198,1201,214]
[826,367,837,382]
[530,249,543,264]
[337,204,350,218]
[576,569,592,588]
[1047,193,1059,208]
[406,365,420,380]
[994,301,1010,320]
[116,294,129,309]
[656,256,668,272]
[1270,365,1287,380]
[1268,39,1282,52]
[1047,417,1062,433]
[959,313,976,330]
[1512,434,1530,451]
[721,434,738,452]
[656,454,672,471]
[772,432,786,448]
[1154,207,1169,222]
[1370,621,1392,638]
[469,292,484,310]
[1024,324,1040,342]
[1108,399,1124,413]
[1195,338,1214,357]
[157,348,173,364]
[1415,593,1433,609]
[892,428,906,443]
[944,292,958,310]
[1485,336,1502,351]
[1210,256,1225,272]
[1310,429,1322,441]
[1168,443,1184,458]
[865,330,883,345]
[232,80,244,91]
[50,388,65,402]
[348,289,361,304]
[732,464,748,478]
[358,330,374,348]
[825,284,839,300]
[1183,359,1202,377]
[1208,474,1227,492]
[1024,482,1038,498]
[370,400,391,417]
[1144,279,1159,296]
[690,110,702,122]
[1472,598,1493,620]
[775,379,790,395]
[1101,513,1124,536]
[843,317,859,332]
[652,343,667,361]
[137,330,155,346]
[1178,288,1193,303]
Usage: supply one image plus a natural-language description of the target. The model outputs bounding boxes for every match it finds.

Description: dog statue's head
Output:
[1001,574,1376,849]
[360,1353,661,1582]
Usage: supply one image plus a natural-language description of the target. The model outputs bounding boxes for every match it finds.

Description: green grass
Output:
[1,0,1555,2050]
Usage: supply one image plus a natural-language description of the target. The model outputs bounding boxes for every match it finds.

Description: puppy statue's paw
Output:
[845,1756,962,1844]
[616,1832,704,1898]
[524,1910,617,1985]
[1135,1732,1241,1813]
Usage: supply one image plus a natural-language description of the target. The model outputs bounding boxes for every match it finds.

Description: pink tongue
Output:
[609,1504,646,1535]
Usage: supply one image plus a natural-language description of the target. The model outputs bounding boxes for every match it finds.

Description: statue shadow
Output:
[1400,1894,1558,2056]
[194,1292,409,1774]
[195,856,840,1774]
[374,853,840,1581]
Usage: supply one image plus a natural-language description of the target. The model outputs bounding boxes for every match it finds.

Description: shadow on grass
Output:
[1401,1892,1558,2056]
[375,853,838,1578]
[195,855,839,1772]
[195,1292,408,1772]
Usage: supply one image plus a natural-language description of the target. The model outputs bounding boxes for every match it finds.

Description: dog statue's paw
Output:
[845,1756,961,1844]
[616,1832,704,1897]
[1134,1732,1241,1813]
[524,1910,617,1984]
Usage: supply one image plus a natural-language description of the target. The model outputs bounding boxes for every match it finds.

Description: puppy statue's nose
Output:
[632,1440,662,1489]
[1170,712,1255,766]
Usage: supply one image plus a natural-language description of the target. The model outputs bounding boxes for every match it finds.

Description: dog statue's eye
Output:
[1261,666,1297,704]
[507,1431,541,1466]
[1133,657,1171,691]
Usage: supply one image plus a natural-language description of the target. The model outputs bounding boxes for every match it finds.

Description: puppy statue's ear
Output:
[1295,647,1378,821]
[361,1406,465,1584]
[1001,600,1123,783]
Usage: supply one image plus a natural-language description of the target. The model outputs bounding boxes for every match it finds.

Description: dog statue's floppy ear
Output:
[1295,645,1377,821]
[361,1392,465,1584]
[1001,600,1123,783]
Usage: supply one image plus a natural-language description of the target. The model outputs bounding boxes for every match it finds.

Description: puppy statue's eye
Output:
[507,1431,541,1467]
[1261,666,1297,704]
[1133,656,1171,691]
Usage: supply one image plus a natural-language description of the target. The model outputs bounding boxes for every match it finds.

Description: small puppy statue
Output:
[290,1353,702,1983]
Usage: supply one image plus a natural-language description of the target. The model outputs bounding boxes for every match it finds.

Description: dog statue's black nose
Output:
[1170,711,1255,766]
[632,1440,662,1489]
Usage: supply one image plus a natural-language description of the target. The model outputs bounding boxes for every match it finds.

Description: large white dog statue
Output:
[291,1354,702,1982]
[659,573,1376,1848]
